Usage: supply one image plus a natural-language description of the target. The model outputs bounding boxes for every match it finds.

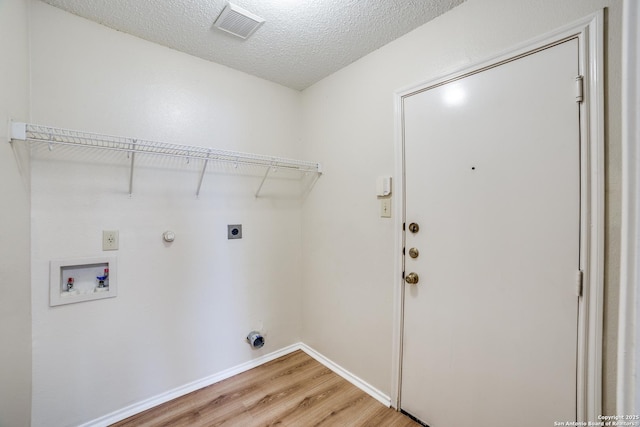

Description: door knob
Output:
[408,222,419,233]
[405,272,419,284]
[408,248,419,258]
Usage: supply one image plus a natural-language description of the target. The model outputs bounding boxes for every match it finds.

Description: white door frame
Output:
[617,0,640,415]
[391,12,604,421]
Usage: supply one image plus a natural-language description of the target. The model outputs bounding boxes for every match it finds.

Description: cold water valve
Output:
[96,268,109,288]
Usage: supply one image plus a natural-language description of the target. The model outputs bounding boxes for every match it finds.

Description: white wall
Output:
[300,0,622,413]
[0,0,32,425]
[29,2,304,425]
[20,0,626,424]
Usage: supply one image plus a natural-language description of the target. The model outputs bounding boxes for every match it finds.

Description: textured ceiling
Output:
[40,0,465,91]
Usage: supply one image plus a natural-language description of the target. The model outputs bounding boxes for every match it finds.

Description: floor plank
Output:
[111,350,419,426]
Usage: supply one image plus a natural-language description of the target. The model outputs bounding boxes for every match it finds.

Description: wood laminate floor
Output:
[111,350,419,427]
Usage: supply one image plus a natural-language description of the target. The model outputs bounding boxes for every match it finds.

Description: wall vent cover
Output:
[213,2,265,39]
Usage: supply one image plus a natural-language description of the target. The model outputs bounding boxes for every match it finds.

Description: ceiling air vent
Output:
[213,2,265,39]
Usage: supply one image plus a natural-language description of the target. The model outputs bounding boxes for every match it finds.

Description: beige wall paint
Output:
[300,0,621,414]
[0,0,31,425]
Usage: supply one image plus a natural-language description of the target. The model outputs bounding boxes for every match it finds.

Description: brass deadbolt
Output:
[408,248,419,258]
[408,222,419,233]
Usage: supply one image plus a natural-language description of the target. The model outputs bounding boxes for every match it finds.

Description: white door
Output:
[401,39,580,427]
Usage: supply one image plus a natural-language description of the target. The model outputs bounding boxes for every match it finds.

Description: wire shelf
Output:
[10,122,322,197]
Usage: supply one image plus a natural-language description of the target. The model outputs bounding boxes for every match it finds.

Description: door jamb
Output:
[391,11,604,422]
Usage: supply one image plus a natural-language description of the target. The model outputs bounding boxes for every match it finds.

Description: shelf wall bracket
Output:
[128,140,136,197]
[10,121,27,141]
[196,149,211,198]
[254,165,273,198]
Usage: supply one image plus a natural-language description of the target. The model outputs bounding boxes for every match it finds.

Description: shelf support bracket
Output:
[255,165,273,198]
[10,121,26,141]
[196,149,211,198]
[128,140,136,197]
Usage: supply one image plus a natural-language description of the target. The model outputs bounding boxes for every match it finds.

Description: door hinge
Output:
[575,75,584,103]
[575,270,584,297]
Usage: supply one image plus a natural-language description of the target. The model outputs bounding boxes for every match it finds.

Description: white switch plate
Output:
[103,230,119,251]
[380,199,391,218]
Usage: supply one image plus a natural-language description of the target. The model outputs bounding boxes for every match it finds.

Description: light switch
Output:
[380,199,391,218]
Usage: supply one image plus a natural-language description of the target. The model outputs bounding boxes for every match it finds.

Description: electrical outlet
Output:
[103,230,119,251]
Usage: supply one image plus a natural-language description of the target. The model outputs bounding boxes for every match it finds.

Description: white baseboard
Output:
[79,342,390,426]
[78,344,300,427]
[297,343,391,407]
